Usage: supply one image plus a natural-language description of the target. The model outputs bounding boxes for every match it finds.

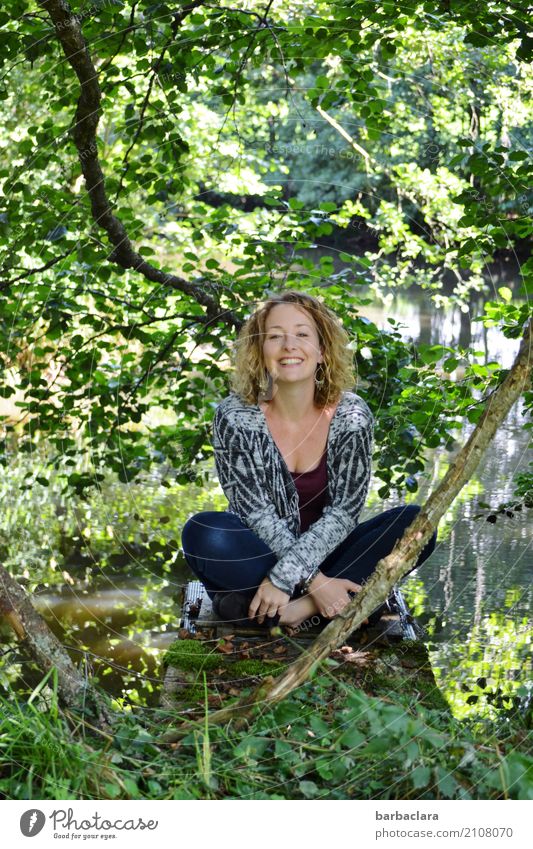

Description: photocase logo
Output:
[20,810,46,837]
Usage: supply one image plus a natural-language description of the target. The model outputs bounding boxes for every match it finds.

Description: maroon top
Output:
[289,450,328,533]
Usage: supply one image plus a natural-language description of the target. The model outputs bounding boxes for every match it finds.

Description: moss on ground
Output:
[163,637,449,713]
[229,659,284,678]
[164,644,284,679]
[181,684,204,701]
[163,639,220,671]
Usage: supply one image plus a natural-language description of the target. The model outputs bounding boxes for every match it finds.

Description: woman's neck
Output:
[263,382,319,423]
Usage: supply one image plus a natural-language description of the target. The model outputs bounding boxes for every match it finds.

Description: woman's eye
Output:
[266,332,308,339]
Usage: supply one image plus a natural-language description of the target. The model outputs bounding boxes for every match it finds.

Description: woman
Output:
[182,291,436,629]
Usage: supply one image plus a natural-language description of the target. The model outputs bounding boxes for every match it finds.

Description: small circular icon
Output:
[20,810,46,837]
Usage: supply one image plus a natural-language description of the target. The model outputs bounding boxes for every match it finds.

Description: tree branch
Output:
[0,247,77,291]
[37,0,240,329]
[315,104,374,169]
[0,562,111,727]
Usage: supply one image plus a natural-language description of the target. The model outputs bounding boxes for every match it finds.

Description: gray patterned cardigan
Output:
[212,390,374,595]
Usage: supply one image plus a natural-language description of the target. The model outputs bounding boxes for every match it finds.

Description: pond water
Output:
[2,291,531,716]
[363,293,532,719]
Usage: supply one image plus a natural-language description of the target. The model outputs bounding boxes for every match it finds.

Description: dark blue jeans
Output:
[181,505,436,600]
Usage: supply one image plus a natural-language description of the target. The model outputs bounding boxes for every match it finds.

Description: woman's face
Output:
[262,303,323,387]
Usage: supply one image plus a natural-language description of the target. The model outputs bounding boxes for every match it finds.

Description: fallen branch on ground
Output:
[0,563,112,730]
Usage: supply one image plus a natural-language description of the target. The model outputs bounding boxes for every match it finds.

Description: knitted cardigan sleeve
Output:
[267,407,374,594]
[212,404,298,560]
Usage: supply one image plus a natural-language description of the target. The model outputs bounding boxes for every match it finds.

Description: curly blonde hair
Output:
[230,290,356,406]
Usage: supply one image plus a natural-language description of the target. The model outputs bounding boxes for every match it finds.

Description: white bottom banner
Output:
[3,799,531,848]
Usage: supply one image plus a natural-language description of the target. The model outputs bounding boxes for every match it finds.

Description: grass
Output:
[1,666,531,801]
[1,453,531,800]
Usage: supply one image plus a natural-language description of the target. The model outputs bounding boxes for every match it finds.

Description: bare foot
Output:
[279,595,370,631]
[279,595,319,628]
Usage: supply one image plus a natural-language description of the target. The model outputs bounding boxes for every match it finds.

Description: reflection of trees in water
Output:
[474,545,486,629]
[433,612,532,720]
[418,299,432,346]
[381,388,530,634]
[459,306,472,350]
[368,291,521,366]
[400,386,531,714]
[440,526,455,614]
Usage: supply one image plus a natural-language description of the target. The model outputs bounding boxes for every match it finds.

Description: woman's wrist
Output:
[302,569,325,594]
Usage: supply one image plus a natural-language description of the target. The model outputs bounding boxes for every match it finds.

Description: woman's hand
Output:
[307,571,363,618]
[249,578,290,624]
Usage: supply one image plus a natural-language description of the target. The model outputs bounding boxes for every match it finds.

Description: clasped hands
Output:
[248,571,363,625]
[304,570,363,618]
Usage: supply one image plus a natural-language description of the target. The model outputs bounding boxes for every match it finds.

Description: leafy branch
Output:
[37,0,240,329]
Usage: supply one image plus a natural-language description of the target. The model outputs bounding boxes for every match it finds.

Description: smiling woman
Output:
[181,291,437,630]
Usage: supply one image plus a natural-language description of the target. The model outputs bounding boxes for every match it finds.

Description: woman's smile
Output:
[279,357,304,367]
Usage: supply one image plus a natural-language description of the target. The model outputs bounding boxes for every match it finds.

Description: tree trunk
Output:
[0,564,111,727]
[161,318,533,742]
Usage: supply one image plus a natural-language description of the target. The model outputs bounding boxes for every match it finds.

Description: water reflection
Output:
[363,293,521,368]
[367,292,532,717]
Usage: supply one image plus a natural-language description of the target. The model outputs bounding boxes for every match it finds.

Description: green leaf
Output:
[406,476,418,492]
[418,345,449,365]
[443,357,459,372]
[299,780,320,798]
[122,777,139,797]
[309,715,330,737]
[272,701,303,725]
[339,727,365,749]
[103,783,121,799]
[436,767,458,798]
[411,765,431,789]
[234,736,270,760]
[498,286,513,302]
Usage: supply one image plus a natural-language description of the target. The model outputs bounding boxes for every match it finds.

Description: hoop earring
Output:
[259,370,272,394]
[315,363,326,388]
